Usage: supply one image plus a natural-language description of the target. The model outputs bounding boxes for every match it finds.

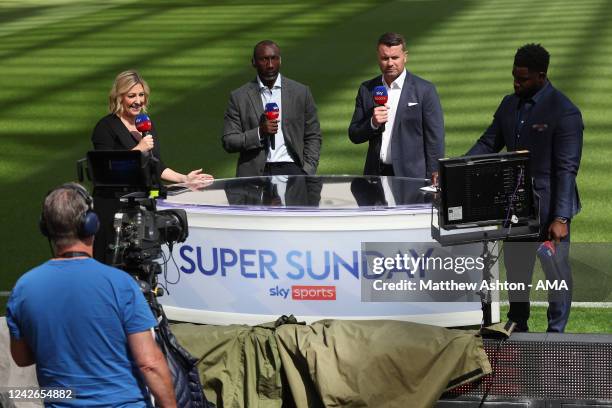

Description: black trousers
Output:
[379,163,395,176]
[264,162,304,176]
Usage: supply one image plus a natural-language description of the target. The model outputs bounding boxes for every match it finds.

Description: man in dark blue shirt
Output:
[6,183,177,407]
[467,44,583,332]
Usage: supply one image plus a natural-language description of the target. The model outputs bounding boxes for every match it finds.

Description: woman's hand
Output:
[184,169,214,183]
[133,135,155,152]
[161,168,214,185]
[182,169,214,190]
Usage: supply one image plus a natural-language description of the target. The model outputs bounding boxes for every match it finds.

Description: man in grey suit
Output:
[223,40,322,177]
[349,32,444,184]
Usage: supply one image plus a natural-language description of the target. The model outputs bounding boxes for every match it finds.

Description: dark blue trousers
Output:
[505,224,572,332]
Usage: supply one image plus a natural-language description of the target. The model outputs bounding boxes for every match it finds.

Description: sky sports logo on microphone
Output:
[265,102,279,120]
[269,285,336,300]
[373,85,388,105]
[135,113,152,133]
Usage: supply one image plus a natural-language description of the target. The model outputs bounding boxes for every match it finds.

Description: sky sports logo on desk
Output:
[269,285,336,300]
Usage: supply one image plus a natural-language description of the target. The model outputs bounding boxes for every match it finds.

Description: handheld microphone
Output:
[373,86,388,105]
[265,103,279,149]
[537,240,565,302]
[538,240,556,257]
[135,113,152,138]
[373,86,388,133]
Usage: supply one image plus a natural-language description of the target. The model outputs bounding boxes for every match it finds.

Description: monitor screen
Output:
[87,150,152,189]
[438,151,534,229]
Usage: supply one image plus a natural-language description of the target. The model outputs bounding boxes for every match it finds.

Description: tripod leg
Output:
[479,240,497,327]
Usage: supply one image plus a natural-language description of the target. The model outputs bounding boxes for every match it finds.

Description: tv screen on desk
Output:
[438,151,535,229]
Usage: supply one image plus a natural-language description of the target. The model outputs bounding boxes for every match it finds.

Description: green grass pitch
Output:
[0,0,610,331]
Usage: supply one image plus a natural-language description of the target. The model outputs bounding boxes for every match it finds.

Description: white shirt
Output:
[270,175,288,206]
[257,74,293,163]
[376,69,406,164]
[380,176,397,206]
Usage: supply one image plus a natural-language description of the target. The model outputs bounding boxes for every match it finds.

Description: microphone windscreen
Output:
[373,86,388,105]
[135,113,152,133]
[265,102,280,120]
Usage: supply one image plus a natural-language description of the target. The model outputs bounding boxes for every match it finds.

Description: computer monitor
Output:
[438,151,535,229]
[86,150,154,191]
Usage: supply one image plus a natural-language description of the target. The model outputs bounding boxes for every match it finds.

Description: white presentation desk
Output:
[157,175,499,326]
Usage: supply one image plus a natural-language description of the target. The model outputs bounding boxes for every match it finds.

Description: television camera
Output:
[78,149,213,407]
[78,150,188,303]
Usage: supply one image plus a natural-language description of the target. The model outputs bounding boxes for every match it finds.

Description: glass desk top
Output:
[161,175,433,212]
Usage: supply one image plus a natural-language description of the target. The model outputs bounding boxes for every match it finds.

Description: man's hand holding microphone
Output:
[261,102,280,149]
[372,86,389,131]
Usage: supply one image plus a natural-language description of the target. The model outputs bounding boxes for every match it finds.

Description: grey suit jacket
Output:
[348,71,445,179]
[222,76,322,177]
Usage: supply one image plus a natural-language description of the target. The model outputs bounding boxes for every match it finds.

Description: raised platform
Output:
[438,332,612,406]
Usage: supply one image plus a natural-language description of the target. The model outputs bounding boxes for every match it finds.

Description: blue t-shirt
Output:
[6,258,157,407]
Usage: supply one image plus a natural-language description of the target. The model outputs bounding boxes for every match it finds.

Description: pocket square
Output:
[532,123,548,131]
[407,102,419,107]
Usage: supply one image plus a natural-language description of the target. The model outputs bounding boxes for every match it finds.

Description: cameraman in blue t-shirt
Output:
[6,183,177,407]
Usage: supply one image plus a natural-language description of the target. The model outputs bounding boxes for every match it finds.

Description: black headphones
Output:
[39,183,100,239]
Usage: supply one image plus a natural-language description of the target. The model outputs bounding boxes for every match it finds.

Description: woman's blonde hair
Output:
[108,70,150,115]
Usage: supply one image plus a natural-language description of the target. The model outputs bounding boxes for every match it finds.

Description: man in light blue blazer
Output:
[349,32,445,184]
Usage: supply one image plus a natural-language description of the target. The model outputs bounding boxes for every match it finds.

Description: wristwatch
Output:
[555,216,569,224]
